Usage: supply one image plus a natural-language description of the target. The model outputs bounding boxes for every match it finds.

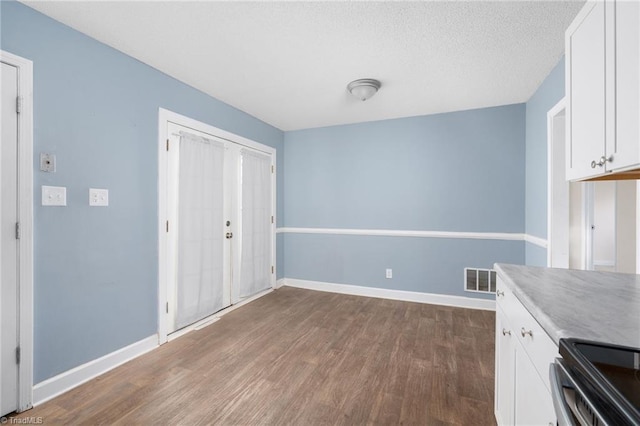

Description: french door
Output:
[162,117,275,335]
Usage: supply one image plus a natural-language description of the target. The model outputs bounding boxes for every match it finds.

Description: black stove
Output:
[550,338,640,426]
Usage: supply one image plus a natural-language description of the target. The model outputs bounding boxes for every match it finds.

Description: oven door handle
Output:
[551,359,612,426]
[550,361,577,426]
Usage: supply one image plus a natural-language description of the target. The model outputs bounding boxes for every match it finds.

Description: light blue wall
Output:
[285,105,526,231]
[286,234,523,299]
[1,2,284,383]
[284,104,526,298]
[525,242,548,267]
[1,0,563,384]
[524,58,565,266]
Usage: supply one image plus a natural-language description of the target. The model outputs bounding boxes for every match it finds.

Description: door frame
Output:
[157,108,276,344]
[547,97,589,269]
[547,97,569,267]
[1,50,34,412]
[637,183,640,274]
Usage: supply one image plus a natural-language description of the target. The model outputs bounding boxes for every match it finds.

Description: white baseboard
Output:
[33,334,158,406]
[284,278,495,311]
[275,278,285,289]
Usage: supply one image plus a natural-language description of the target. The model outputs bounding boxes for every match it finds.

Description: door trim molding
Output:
[547,97,568,267]
[157,108,277,345]
[1,50,34,412]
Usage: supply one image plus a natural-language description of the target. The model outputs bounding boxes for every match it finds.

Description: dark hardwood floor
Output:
[12,287,496,425]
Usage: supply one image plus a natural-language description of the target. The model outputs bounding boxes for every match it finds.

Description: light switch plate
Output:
[89,188,108,206]
[42,185,66,206]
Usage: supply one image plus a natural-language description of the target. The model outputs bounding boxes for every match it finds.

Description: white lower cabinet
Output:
[495,277,558,426]
[495,305,515,425]
[513,347,556,426]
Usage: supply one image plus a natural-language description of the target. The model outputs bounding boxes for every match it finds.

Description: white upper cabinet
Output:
[566,1,606,180]
[566,0,640,181]
[613,1,640,172]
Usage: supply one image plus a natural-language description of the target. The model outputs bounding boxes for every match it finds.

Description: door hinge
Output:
[271,266,274,274]
[166,302,169,313]
[271,165,274,174]
[16,96,22,114]
[15,222,20,240]
[166,139,170,151]
[166,220,169,233]
[16,346,20,364]
[271,216,274,224]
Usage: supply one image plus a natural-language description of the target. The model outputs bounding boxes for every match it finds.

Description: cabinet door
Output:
[495,307,515,426]
[566,1,607,180]
[514,348,556,426]
[612,0,640,172]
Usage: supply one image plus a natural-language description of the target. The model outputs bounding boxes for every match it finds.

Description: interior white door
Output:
[1,62,20,416]
[590,181,617,272]
[584,180,637,274]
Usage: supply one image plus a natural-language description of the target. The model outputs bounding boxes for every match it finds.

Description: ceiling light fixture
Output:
[347,78,381,101]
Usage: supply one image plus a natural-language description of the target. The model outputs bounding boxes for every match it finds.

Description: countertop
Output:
[494,263,640,349]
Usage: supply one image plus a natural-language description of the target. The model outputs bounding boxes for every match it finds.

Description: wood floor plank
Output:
[10,287,496,425]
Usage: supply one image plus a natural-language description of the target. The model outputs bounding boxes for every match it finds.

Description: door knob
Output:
[226,232,233,239]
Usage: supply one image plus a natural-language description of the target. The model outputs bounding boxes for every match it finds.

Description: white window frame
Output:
[157,108,276,344]
[1,50,34,412]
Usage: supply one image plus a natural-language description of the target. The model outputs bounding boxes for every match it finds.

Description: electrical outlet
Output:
[386,268,393,279]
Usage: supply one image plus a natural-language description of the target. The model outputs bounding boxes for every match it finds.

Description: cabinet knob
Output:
[591,155,613,168]
[520,327,533,338]
[600,155,613,165]
[496,290,504,297]
[502,328,511,336]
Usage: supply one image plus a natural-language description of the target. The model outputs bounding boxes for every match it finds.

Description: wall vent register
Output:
[464,268,496,293]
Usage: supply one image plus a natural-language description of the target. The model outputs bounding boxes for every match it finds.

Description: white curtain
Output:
[176,131,225,329]
[238,149,272,298]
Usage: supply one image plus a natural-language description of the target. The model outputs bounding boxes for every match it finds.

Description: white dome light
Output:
[347,79,381,101]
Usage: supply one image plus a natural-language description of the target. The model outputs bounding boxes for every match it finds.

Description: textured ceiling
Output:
[22,1,585,131]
